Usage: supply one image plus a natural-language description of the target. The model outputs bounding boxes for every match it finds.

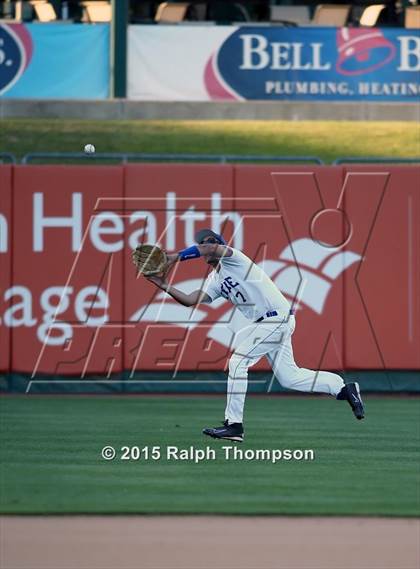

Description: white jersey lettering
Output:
[203,248,291,321]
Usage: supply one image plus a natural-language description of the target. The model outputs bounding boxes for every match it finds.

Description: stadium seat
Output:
[14,1,33,21]
[231,3,251,22]
[312,4,351,27]
[155,2,190,23]
[81,1,112,23]
[405,6,420,29]
[359,4,385,27]
[206,1,250,23]
[29,0,57,22]
[187,3,207,21]
[270,6,311,26]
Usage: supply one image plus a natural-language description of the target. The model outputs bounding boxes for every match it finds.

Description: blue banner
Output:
[0,23,109,99]
[205,27,420,101]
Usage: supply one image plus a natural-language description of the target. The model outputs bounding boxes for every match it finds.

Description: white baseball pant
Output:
[225,315,345,424]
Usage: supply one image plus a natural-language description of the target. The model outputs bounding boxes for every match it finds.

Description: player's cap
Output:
[195,228,226,245]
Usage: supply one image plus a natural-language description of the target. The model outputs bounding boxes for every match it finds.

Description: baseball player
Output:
[145,229,365,442]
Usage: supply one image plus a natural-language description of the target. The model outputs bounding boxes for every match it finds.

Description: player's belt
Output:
[255,309,295,323]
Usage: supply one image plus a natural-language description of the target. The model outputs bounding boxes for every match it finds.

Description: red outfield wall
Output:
[0,164,418,377]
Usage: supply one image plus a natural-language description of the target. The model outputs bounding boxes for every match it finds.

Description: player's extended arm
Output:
[165,244,232,267]
[143,244,231,305]
[146,274,211,307]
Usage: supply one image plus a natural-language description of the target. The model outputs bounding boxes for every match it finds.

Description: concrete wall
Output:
[1,99,419,121]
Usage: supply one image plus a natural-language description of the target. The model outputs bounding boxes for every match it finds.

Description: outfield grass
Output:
[0,395,419,516]
[1,119,419,163]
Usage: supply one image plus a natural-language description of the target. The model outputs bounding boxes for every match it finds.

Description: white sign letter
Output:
[166,192,176,251]
[0,213,8,253]
[75,286,109,327]
[90,212,124,253]
[38,286,73,345]
[398,36,420,71]
[33,193,82,252]
[271,42,291,70]
[181,207,206,246]
[240,35,269,70]
[211,193,243,250]
[128,211,157,249]
[3,286,37,327]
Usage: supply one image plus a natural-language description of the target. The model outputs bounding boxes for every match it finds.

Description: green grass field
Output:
[1,119,419,163]
[1,395,419,516]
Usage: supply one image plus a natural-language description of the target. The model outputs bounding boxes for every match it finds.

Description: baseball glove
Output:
[131,244,168,276]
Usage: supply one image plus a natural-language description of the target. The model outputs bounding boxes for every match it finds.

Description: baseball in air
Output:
[84,144,95,154]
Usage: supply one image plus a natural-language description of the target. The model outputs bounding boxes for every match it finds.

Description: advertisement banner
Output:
[342,166,420,369]
[128,25,420,102]
[0,23,109,99]
[10,166,124,375]
[0,165,419,376]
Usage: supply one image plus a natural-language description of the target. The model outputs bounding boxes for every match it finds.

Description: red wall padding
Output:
[0,164,418,376]
[9,166,125,375]
[342,166,420,369]
[0,166,12,373]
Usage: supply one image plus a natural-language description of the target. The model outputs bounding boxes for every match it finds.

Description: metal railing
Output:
[333,157,420,165]
[4,153,418,166]
[21,152,325,165]
[0,153,16,164]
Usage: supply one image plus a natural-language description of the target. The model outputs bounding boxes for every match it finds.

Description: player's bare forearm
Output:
[162,286,210,307]
[145,275,210,307]
[160,283,210,307]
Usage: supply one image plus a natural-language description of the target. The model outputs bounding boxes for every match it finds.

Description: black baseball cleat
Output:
[337,382,365,420]
[202,420,244,442]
